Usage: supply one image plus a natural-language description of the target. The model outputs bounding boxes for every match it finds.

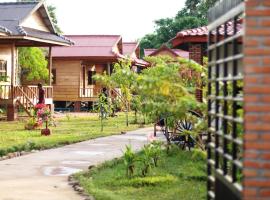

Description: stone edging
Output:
[0,150,39,161]
[68,174,95,200]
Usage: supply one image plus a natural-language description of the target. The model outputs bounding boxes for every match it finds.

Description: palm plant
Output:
[141,145,154,177]
[123,145,136,178]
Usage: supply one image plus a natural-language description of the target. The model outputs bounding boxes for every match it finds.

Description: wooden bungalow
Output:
[144,44,189,59]
[51,35,126,111]
[0,2,72,121]
[123,42,148,73]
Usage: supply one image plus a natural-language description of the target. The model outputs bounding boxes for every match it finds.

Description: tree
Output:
[97,92,109,132]
[136,56,206,144]
[19,47,49,81]
[140,0,219,55]
[94,59,138,127]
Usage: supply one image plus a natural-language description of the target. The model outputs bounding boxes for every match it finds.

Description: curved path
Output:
[0,127,160,200]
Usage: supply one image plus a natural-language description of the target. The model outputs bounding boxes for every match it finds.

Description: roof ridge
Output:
[0,2,39,5]
[64,34,121,37]
[71,45,118,47]
[123,42,138,44]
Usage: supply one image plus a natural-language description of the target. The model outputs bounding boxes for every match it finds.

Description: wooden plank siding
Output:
[52,59,105,102]
[21,10,50,33]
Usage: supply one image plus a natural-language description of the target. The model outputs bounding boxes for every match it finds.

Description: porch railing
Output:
[79,88,95,98]
[0,85,53,101]
[0,85,12,99]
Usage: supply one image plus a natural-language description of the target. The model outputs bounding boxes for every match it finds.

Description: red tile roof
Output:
[171,21,242,47]
[123,42,139,56]
[52,35,122,58]
[176,26,208,37]
[176,21,242,37]
[122,42,148,67]
[144,45,189,59]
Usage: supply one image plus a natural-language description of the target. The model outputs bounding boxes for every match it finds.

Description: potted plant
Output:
[36,104,51,136]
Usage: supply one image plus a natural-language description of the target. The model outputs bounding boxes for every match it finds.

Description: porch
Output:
[0,85,53,118]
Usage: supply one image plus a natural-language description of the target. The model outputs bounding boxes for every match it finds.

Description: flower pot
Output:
[41,128,51,136]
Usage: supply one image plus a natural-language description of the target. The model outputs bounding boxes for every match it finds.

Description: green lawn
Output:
[0,113,146,156]
[75,148,207,200]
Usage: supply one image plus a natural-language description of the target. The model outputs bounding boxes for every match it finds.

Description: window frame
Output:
[0,60,7,78]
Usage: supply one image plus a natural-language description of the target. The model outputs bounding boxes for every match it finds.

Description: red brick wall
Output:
[189,43,203,65]
[243,1,270,199]
[189,43,203,102]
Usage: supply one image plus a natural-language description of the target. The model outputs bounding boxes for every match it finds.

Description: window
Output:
[88,70,96,85]
[52,69,56,84]
[0,60,7,79]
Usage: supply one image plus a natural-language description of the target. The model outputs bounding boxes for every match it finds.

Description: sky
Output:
[42,0,185,42]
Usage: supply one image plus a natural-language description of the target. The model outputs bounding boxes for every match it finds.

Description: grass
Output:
[75,147,207,200]
[0,113,147,156]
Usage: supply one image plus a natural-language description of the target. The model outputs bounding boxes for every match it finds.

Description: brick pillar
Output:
[7,104,18,121]
[74,101,81,112]
[243,1,270,199]
[189,43,203,102]
[189,43,203,65]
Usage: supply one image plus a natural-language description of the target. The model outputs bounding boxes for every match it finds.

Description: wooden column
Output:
[74,101,81,112]
[107,63,111,75]
[48,46,52,86]
[7,43,18,121]
[10,43,15,87]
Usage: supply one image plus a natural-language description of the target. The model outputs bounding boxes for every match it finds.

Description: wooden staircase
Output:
[14,86,38,117]
[0,85,53,118]
[0,85,53,120]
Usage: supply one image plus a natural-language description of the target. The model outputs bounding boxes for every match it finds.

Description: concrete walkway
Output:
[0,127,159,200]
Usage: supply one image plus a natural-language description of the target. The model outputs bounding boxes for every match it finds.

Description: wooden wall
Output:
[21,10,50,32]
[52,60,80,101]
[0,44,17,86]
[52,59,106,102]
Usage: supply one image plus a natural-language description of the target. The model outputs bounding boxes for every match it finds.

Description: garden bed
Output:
[74,147,206,200]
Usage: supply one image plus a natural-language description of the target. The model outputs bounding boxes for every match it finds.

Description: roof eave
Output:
[0,35,71,46]
[171,36,208,48]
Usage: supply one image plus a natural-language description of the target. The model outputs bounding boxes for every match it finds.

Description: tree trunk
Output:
[134,109,137,124]
[126,110,129,127]
[125,102,129,127]
[101,115,103,132]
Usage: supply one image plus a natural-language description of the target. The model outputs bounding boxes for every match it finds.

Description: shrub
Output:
[108,175,177,187]
[123,145,136,178]
[0,149,6,157]
[191,149,207,162]
[24,117,40,130]
[149,141,163,167]
[25,140,36,151]
[141,145,153,177]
